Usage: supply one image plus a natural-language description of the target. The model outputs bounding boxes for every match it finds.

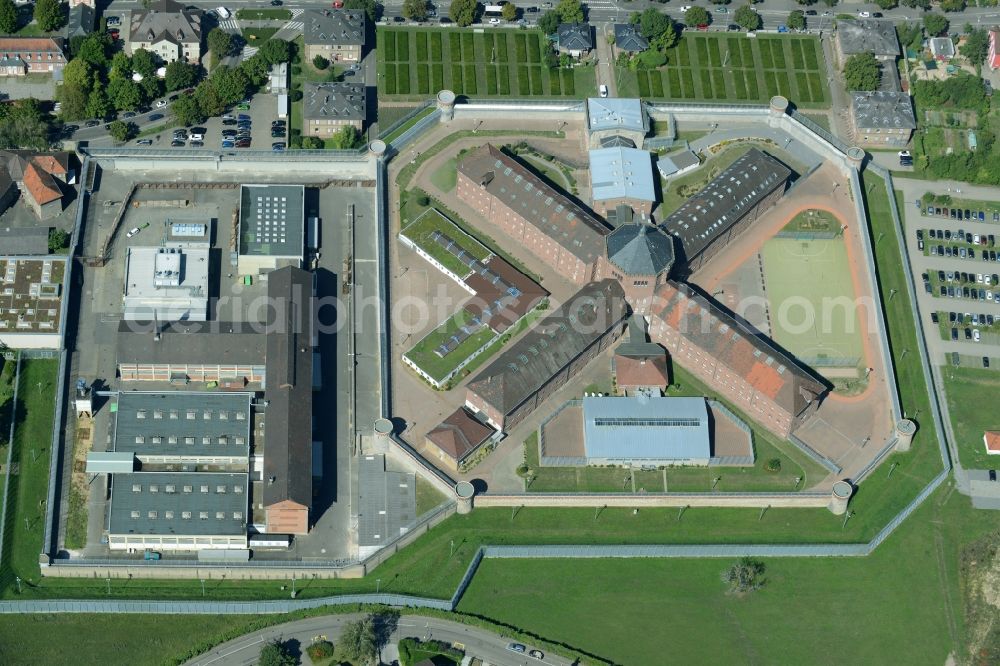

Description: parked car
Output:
[170,139,185,147]
[149,113,164,121]
[127,227,141,238]
[507,643,527,654]
[237,113,251,121]
[156,99,168,108]
[221,140,235,148]
[190,140,204,148]
[135,139,153,145]
[235,139,251,147]
[272,143,286,151]
[271,0,283,5]
[529,649,545,660]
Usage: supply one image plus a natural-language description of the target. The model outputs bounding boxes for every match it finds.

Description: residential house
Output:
[127,0,203,64]
[849,91,916,147]
[613,23,649,55]
[302,9,367,63]
[556,23,593,58]
[301,82,367,137]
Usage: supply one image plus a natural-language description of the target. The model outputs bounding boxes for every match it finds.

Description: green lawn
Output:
[0,360,58,597]
[235,8,292,20]
[377,27,595,99]
[617,34,828,108]
[404,309,498,386]
[940,366,1000,469]
[380,105,435,143]
[415,477,448,517]
[429,157,458,192]
[241,27,279,42]
[456,485,996,666]
[660,145,746,214]
[400,208,490,277]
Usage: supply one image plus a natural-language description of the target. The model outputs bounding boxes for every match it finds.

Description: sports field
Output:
[377,28,596,98]
[617,34,828,107]
[761,237,864,371]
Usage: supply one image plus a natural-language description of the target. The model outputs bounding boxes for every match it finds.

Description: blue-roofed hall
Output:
[588,147,657,219]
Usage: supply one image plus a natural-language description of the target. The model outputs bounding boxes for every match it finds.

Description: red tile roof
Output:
[426,408,494,462]
[21,162,62,206]
[614,354,669,389]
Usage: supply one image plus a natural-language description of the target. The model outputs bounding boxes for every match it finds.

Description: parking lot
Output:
[898,178,1000,369]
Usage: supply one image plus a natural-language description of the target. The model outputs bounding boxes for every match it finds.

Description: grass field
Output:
[400,208,491,277]
[940,366,1000,469]
[616,34,828,107]
[377,27,596,99]
[761,237,865,369]
[660,145,745,214]
[782,209,841,234]
[0,360,58,597]
[405,309,498,385]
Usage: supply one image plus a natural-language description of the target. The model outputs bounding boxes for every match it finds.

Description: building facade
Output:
[127,0,203,64]
[302,9,366,63]
[302,82,366,137]
[849,91,916,147]
[465,280,628,432]
[0,37,66,76]
[456,144,609,285]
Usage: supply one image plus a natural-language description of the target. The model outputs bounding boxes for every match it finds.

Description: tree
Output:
[164,60,198,92]
[194,81,225,117]
[960,30,989,66]
[62,59,96,91]
[924,13,949,37]
[306,640,335,662]
[301,136,324,149]
[842,52,880,91]
[786,10,805,31]
[107,120,137,143]
[684,6,709,27]
[901,0,931,8]
[339,617,379,666]
[873,0,897,9]
[501,1,517,21]
[58,83,90,121]
[722,558,766,594]
[537,9,560,34]
[107,78,142,111]
[85,87,112,120]
[343,0,378,21]
[329,125,362,149]
[258,640,296,666]
[47,229,68,253]
[207,27,234,58]
[33,0,65,32]
[636,48,667,69]
[794,0,817,4]
[555,0,584,23]
[171,95,205,127]
[639,8,672,39]
[210,66,250,104]
[312,54,330,70]
[109,51,132,81]
[402,0,429,21]
[0,0,17,35]
[75,32,113,67]
[939,0,965,11]
[821,0,838,6]
[140,75,163,103]
[257,38,292,65]
[733,5,760,31]
[131,48,158,78]
[449,0,477,27]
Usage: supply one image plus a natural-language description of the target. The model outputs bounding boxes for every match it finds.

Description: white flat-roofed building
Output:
[123,245,209,321]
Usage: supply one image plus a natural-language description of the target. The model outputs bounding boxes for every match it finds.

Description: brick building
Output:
[647,281,826,438]
[0,37,66,76]
[659,148,790,273]
[456,144,610,285]
[594,222,674,314]
[465,279,628,432]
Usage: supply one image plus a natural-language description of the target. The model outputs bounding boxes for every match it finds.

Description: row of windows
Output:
[130,483,244,494]
[1,52,61,60]
[129,510,243,520]
[136,408,246,420]
[133,435,246,446]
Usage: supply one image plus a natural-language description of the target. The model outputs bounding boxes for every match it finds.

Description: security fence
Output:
[788,108,851,154]
[79,147,369,162]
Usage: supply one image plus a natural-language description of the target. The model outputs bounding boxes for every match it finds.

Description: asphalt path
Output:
[185,613,576,666]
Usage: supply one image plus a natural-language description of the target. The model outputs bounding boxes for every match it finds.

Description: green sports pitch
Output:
[761,237,864,372]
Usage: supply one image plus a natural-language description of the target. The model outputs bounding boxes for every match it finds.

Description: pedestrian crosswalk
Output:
[290,8,304,18]
[219,19,240,31]
[241,46,259,60]
[272,21,304,41]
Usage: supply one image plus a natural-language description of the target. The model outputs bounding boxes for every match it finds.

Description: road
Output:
[185,613,577,666]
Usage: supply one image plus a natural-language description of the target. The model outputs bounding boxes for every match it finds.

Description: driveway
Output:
[185,613,576,666]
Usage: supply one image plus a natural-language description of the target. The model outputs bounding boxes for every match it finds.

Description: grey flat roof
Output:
[109,472,248,536]
[583,395,710,461]
[837,19,900,56]
[239,184,305,258]
[302,8,366,47]
[851,91,916,130]
[357,454,416,547]
[657,150,700,177]
[302,81,367,123]
[263,267,314,509]
[113,391,252,458]
[123,245,210,321]
[660,148,791,264]
[0,226,49,256]
[589,147,657,203]
[85,451,136,474]
[116,320,268,367]
[587,98,648,134]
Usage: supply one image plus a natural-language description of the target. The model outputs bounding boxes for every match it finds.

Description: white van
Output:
[190,133,204,141]
[216,6,231,19]
[599,84,608,98]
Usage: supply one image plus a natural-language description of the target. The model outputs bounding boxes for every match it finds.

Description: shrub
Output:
[306,640,335,661]
[766,458,782,473]
[312,54,329,70]
[416,194,430,206]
